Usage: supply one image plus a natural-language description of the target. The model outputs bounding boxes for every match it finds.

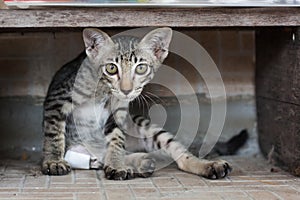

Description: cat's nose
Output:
[122,89,132,95]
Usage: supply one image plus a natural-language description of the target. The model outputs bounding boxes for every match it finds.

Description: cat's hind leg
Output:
[135,116,232,179]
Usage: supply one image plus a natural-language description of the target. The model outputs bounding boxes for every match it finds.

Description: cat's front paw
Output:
[42,159,71,175]
[204,160,232,179]
[104,166,134,180]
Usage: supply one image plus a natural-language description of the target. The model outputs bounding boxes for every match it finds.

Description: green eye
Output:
[135,64,148,75]
[105,64,118,75]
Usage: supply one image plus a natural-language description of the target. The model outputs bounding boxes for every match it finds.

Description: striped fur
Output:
[42,28,232,180]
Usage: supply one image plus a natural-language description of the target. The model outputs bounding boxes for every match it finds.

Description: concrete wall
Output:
[0,28,254,98]
[0,32,83,97]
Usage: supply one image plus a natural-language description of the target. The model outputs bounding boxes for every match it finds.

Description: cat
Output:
[42,27,233,180]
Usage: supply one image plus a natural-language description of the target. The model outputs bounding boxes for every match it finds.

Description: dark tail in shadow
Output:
[207,129,249,158]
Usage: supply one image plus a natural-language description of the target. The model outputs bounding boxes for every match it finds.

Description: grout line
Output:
[172,174,187,190]
[149,176,162,197]
[3,164,7,173]
[201,176,213,187]
[268,190,284,200]
[127,184,137,200]
[73,192,77,200]
[71,169,76,184]
[45,175,51,189]
[242,190,255,200]
[290,185,300,192]
[19,175,26,193]
[289,185,300,193]
[94,170,100,187]
[244,191,254,200]
[225,176,233,182]
[96,170,108,200]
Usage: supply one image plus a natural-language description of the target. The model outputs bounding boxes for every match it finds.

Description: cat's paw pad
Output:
[137,157,156,178]
[104,166,134,180]
[42,159,71,175]
[204,160,232,179]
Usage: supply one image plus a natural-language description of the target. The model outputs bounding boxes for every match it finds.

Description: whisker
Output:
[137,95,142,110]
[143,93,156,106]
[142,95,150,115]
[141,94,150,111]
[145,92,162,100]
[137,95,145,115]
[144,91,165,104]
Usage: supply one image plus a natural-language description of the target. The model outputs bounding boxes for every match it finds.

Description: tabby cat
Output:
[42,27,232,180]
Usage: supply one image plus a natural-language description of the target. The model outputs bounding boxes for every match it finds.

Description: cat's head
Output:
[82,27,172,101]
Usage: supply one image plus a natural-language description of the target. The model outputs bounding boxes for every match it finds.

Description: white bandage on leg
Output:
[65,149,91,169]
[64,145,101,169]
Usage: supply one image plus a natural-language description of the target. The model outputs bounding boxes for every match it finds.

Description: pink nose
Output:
[122,89,132,95]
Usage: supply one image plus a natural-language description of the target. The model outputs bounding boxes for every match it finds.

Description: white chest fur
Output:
[65,97,110,169]
[71,97,110,131]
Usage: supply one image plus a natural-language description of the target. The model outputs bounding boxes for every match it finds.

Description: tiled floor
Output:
[0,155,299,200]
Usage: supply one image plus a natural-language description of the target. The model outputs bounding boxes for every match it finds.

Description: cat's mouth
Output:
[123,95,137,102]
[111,87,143,102]
[112,92,139,102]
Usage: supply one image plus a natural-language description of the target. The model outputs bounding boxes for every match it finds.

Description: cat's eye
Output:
[105,64,118,75]
[135,64,148,75]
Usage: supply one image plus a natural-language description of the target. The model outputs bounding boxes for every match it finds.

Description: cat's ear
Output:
[139,27,172,63]
[83,28,114,59]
